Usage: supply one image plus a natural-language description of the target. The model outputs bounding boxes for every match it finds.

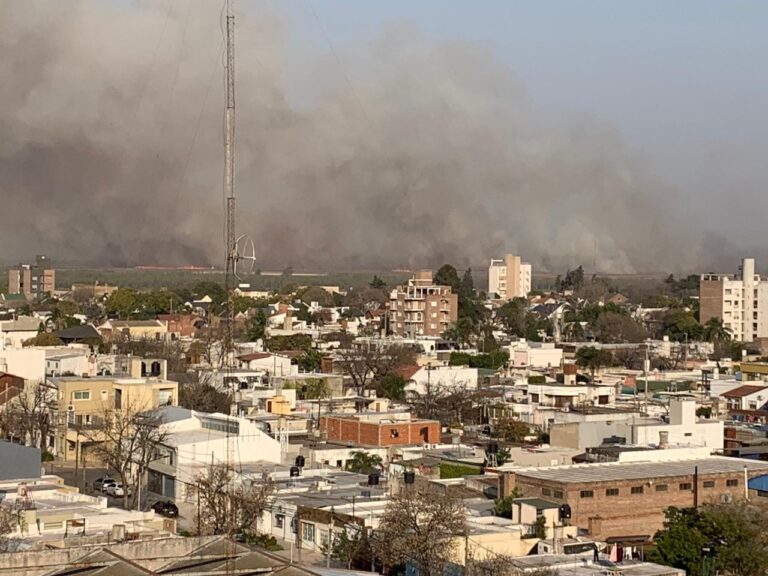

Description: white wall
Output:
[0,348,46,382]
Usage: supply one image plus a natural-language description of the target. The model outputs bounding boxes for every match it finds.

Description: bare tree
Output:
[373,483,466,576]
[336,342,417,398]
[2,383,55,449]
[84,402,168,509]
[0,505,22,552]
[193,462,273,536]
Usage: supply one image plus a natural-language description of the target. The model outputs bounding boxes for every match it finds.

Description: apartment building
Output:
[700,257,768,342]
[389,270,458,337]
[488,254,532,300]
[7,255,56,300]
[51,358,178,462]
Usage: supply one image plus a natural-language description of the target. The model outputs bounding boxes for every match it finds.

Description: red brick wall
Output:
[505,470,758,540]
[320,416,439,447]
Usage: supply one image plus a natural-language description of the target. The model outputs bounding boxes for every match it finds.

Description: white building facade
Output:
[488,254,531,300]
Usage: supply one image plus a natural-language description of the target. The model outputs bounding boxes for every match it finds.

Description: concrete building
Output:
[500,456,768,540]
[488,254,532,300]
[399,363,479,396]
[320,411,441,447]
[97,319,168,341]
[0,317,41,349]
[700,257,768,342]
[550,399,723,451]
[148,406,281,500]
[389,270,458,337]
[508,341,563,369]
[7,255,55,300]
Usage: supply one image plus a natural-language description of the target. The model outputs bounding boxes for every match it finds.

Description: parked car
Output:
[93,476,113,492]
[101,480,117,493]
[111,483,132,497]
[151,500,179,518]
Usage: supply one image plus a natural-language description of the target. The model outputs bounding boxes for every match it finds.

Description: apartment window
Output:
[302,522,315,543]
[727,479,739,487]
[431,301,437,307]
[680,483,692,491]
[606,488,619,497]
[580,490,594,499]
[554,490,564,499]
[390,429,400,438]
[631,486,644,495]
[431,312,437,318]
[72,390,90,401]
[655,484,668,492]
[703,481,715,488]
[542,488,551,497]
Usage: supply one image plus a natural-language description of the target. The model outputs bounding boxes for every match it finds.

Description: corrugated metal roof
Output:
[515,457,768,484]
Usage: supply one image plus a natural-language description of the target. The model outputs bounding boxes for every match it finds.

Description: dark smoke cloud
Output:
[0,0,719,273]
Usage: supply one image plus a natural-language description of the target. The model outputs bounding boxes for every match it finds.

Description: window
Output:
[703,481,715,488]
[72,390,90,401]
[580,490,594,498]
[542,488,551,497]
[274,514,284,529]
[727,479,739,487]
[679,483,692,491]
[606,488,619,497]
[431,301,437,307]
[653,484,668,492]
[390,429,400,438]
[302,522,315,543]
[554,490,564,499]
[631,486,644,495]
[684,432,692,437]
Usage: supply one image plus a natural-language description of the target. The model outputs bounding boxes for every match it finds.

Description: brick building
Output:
[389,270,458,337]
[7,255,55,300]
[500,457,768,541]
[320,413,440,447]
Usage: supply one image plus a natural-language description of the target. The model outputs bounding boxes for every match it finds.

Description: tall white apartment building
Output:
[488,254,532,300]
[700,258,768,343]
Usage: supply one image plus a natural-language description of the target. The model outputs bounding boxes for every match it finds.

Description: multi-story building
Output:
[51,358,178,462]
[389,270,458,337]
[700,257,768,343]
[488,254,532,300]
[7,255,56,300]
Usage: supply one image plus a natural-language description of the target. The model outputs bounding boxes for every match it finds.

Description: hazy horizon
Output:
[2,1,767,274]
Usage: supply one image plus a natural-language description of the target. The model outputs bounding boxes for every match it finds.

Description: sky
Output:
[277,0,768,248]
[2,0,767,273]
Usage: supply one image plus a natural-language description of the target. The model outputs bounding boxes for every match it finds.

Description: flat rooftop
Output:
[514,456,768,484]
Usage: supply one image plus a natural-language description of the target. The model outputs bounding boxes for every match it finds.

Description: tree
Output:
[702,317,732,343]
[497,298,528,336]
[660,309,702,342]
[493,418,530,443]
[22,332,62,347]
[1,383,55,449]
[652,504,768,576]
[460,268,475,299]
[85,404,168,509]
[336,343,417,398]
[434,264,461,291]
[373,484,466,576]
[575,346,613,378]
[369,275,387,290]
[297,349,323,372]
[594,312,648,343]
[345,451,383,474]
[194,463,273,536]
[493,490,522,518]
[376,373,408,401]
[244,309,267,342]
[179,379,230,414]
[0,506,22,551]
[443,317,476,346]
[325,526,373,570]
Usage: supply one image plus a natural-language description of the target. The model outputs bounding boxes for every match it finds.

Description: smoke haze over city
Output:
[1,0,766,273]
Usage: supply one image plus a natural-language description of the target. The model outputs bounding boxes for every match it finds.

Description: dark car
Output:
[151,500,179,518]
[93,476,113,492]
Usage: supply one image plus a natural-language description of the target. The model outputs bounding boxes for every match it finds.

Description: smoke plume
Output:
[0,0,713,273]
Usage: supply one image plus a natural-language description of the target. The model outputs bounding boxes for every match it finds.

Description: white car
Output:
[111,483,132,497]
[102,480,117,493]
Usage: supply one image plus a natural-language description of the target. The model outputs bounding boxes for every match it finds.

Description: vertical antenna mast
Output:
[224,0,236,283]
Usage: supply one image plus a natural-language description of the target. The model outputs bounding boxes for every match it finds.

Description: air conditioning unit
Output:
[67,405,75,412]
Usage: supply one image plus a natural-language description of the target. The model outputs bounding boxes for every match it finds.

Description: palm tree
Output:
[702,317,731,343]
[344,451,383,474]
